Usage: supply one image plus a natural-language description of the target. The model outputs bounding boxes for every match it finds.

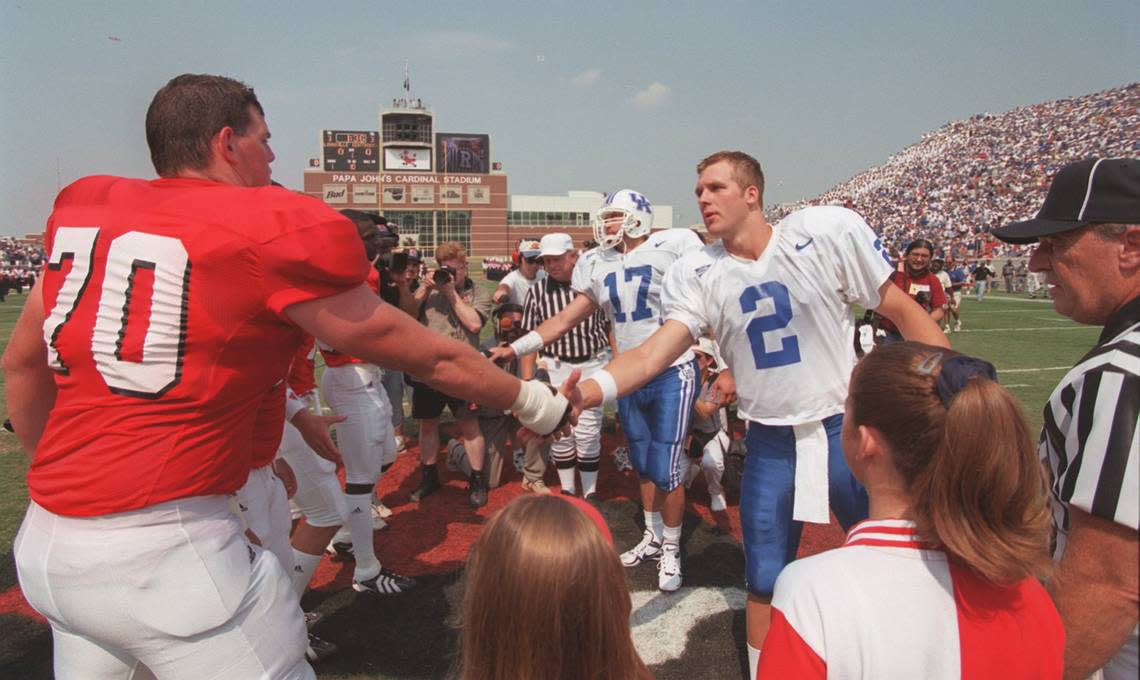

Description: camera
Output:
[433,265,457,285]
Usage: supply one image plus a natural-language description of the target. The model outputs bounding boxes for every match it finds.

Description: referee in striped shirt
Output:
[995,157,1139,680]
[517,233,611,498]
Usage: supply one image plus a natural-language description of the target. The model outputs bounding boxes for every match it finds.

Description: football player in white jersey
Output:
[492,190,704,591]
[563,152,949,676]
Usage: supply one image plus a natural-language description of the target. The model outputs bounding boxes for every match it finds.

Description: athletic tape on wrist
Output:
[591,369,618,406]
[509,330,544,358]
[511,380,570,436]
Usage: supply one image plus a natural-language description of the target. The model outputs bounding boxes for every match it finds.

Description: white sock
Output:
[344,492,381,580]
[662,523,682,549]
[645,511,664,541]
[579,469,598,497]
[748,643,762,680]
[290,548,323,597]
[556,467,576,495]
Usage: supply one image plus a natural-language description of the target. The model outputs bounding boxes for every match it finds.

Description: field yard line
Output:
[998,366,1071,373]
[1032,317,1071,323]
[1004,384,1032,387]
[956,326,1088,333]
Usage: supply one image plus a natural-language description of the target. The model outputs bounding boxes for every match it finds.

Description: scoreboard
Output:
[322,130,379,172]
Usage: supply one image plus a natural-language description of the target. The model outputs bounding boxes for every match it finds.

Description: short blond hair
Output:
[697,150,765,205]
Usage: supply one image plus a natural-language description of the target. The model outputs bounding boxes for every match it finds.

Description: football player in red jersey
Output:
[2,73,569,680]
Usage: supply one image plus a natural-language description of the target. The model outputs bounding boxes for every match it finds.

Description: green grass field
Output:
[0,283,1100,677]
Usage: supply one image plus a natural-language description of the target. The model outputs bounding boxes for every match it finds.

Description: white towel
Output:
[792,421,830,524]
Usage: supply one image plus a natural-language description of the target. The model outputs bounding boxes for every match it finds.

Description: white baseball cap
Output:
[692,336,724,371]
[539,233,574,257]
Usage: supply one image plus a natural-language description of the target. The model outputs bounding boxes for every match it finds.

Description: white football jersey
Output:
[573,228,703,367]
[663,206,894,425]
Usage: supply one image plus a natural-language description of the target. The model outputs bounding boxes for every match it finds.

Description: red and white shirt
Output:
[759,519,1063,679]
[31,176,368,516]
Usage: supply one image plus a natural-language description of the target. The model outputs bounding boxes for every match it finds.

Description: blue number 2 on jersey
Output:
[603,265,654,322]
[740,281,801,368]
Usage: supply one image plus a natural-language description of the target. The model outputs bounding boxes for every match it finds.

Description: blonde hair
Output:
[458,496,651,680]
[849,342,1052,583]
[435,240,467,263]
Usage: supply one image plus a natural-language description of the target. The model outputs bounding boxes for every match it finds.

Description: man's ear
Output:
[213,126,237,164]
[1120,225,1140,271]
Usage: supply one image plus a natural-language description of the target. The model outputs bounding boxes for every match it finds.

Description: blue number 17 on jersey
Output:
[740,281,801,369]
[603,265,654,322]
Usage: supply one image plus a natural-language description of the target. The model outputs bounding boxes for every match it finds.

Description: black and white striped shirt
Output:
[521,276,609,363]
[1041,295,1139,557]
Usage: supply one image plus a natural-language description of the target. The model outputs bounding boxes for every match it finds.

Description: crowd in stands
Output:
[771,83,1139,262]
[0,237,44,300]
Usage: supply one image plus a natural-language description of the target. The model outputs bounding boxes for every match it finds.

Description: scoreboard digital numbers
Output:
[322,130,379,172]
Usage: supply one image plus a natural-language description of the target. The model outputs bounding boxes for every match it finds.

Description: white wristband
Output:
[511,380,570,436]
[589,369,619,407]
[509,330,544,358]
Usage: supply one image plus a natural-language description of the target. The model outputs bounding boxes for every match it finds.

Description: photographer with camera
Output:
[407,241,493,508]
[877,239,947,343]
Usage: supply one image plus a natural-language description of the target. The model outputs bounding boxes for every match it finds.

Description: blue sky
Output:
[1,0,1136,234]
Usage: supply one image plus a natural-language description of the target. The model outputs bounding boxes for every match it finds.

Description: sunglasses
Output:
[524,256,541,264]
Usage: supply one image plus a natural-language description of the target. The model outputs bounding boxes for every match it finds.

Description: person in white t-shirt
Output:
[563,151,948,677]
[493,238,546,305]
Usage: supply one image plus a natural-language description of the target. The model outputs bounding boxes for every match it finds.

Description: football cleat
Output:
[326,541,354,562]
[352,566,418,595]
[305,634,337,662]
[620,529,662,567]
[657,544,682,592]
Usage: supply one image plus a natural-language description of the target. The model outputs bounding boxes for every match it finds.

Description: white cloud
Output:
[572,68,602,87]
[631,82,670,107]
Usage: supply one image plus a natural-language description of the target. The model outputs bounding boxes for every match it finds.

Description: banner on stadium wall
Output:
[468,186,491,204]
[384,147,432,171]
[383,186,406,204]
[436,133,491,174]
[323,184,348,204]
[353,184,378,204]
[411,186,434,204]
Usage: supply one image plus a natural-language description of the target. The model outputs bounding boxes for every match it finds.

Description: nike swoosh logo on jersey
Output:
[795,238,814,251]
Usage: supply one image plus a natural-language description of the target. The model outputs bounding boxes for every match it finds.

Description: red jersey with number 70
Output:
[30,176,369,517]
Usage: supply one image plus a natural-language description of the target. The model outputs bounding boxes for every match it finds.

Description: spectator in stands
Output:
[407,241,493,508]
[767,84,1137,262]
[457,495,652,680]
[994,157,1138,680]
[759,342,1062,678]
